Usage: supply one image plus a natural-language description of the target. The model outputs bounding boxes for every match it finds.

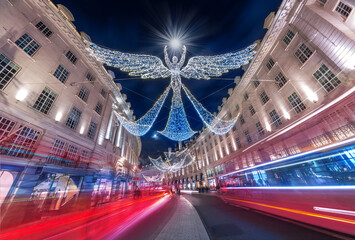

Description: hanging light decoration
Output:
[113,86,170,136]
[158,85,196,141]
[149,148,195,173]
[182,84,239,135]
[142,174,162,182]
[85,40,256,141]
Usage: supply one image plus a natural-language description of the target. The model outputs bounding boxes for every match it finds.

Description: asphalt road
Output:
[183,193,343,240]
[114,195,178,240]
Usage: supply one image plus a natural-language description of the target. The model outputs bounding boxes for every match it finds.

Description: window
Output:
[313,64,341,92]
[240,115,245,125]
[232,125,236,131]
[95,102,103,115]
[0,116,16,140]
[244,93,249,100]
[81,150,90,162]
[249,105,256,116]
[318,0,327,5]
[236,137,242,148]
[266,58,275,70]
[269,109,282,128]
[33,87,57,114]
[283,29,295,45]
[3,125,41,158]
[253,80,260,88]
[100,89,107,98]
[228,142,233,152]
[214,139,218,146]
[0,54,20,90]
[219,135,223,141]
[256,122,265,136]
[288,92,306,113]
[35,21,53,38]
[245,130,252,143]
[275,72,287,88]
[78,86,89,102]
[65,51,77,64]
[222,147,226,156]
[86,72,95,83]
[236,104,240,111]
[53,65,69,83]
[48,139,67,159]
[15,33,40,56]
[67,144,79,160]
[227,112,232,119]
[87,121,97,139]
[226,132,230,137]
[295,43,313,64]
[66,107,81,129]
[260,91,269,105]
[335,2,352,18]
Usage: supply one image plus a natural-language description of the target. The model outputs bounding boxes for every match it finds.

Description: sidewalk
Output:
[155,195,209,240]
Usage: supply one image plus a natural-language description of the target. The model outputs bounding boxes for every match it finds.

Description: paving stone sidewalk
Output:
[155,195,210,240]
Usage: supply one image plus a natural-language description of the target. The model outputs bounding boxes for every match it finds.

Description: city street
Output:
[1,0,354,238]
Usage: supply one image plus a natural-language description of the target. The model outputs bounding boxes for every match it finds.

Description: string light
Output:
[158,88,196,141]
[149,148,195,173]
[85,40,256,141]
[183,84,239,135]
[142,174,162,182]
[113,86,170,136]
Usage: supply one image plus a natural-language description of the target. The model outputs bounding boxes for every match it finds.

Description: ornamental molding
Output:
[31,0,132,119]
[223,0,298,114]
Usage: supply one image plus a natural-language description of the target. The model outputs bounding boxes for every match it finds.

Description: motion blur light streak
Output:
[221,137,355,178]
[313,207,355,217]
[102,193,171,240]
[221,197,355,225]
[222,186,355,190]
[0,193,169,240]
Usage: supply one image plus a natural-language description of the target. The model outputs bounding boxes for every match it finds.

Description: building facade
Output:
[0,0,141,228]
[169,0,355,189]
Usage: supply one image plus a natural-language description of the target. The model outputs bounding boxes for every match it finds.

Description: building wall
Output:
[0,0,141,228]
[172,0,355,188]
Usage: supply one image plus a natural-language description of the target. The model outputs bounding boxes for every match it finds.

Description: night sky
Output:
[53,0,281,163]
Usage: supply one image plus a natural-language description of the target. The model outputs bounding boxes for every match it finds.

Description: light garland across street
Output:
[149,148,195,173]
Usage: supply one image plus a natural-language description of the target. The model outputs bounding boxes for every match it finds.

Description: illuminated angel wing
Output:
[180,43,257,80]
[85,40,171,79]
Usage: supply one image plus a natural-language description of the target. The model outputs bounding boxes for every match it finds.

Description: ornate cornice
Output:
[31,0,132,119]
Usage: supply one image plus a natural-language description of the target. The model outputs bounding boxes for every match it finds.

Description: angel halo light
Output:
[85,40,256,142]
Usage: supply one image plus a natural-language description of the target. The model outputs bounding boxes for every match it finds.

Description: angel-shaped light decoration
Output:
[85,40,256,141]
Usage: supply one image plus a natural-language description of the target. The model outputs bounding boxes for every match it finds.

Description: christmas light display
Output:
[142,174,162,183]
[149,148,194,173]
[113,86,170,136]
[158,86,196,141]
[85,40,256,141]
[182,84,239,135]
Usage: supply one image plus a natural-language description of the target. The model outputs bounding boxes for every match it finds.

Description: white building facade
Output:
[170,0,355,189]
[0,0,141,228]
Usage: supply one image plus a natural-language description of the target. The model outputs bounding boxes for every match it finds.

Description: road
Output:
[182,193,343,240]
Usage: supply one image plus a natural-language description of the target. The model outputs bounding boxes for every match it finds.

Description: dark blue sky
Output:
[53,0,281,163]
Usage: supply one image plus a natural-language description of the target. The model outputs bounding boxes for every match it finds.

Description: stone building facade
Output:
[169,0,355,189]
[0,0,141,228]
